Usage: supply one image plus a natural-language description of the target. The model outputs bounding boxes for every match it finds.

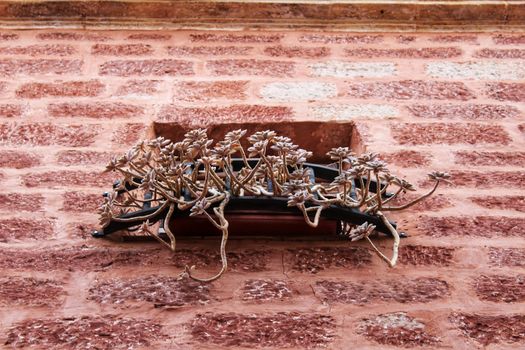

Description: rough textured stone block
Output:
[5,315,164,349]
[474,275,525,303]
[261,82,337,101]
[398,245,455,266]
[241,279,293,302]
[315,277,449,304]
[358,312,440,346]
[48,102,143,118]
[310,61,396,78]
[407,104,519,120]
[207,59,294,77]
[100,59,194,76]
[191,312,335,347]
[391,123,510,145]
[417,216,525,237]
[89,275,211,306]
[451,313,525,345]
[286,247,371,273]
[346,80,474,100]
[0,218,54,242]
[426,61,525,80]
[17,80,104,98]
[0,276,64,306]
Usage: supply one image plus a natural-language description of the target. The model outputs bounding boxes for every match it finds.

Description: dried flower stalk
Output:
[99,129,449,281]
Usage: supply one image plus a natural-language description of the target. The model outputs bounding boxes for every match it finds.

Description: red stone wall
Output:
[0,30,524,349]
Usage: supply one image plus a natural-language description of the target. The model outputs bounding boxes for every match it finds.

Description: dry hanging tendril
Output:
[99,129,450,281]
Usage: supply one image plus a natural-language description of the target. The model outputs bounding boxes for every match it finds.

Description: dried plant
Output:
[99,129,449,281]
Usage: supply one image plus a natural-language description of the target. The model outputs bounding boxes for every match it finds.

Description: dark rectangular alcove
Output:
[153,120,360,164]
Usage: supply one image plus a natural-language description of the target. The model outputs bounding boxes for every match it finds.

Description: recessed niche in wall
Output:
[153,121,359,237]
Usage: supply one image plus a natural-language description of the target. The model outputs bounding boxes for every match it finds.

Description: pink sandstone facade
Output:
[0,25,524,349]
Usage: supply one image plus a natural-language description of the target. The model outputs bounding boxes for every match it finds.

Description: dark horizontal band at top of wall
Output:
[0,1,523,30]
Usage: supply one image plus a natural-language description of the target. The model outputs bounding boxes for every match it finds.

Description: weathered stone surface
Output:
[241,279,293,302]
[486,82,525,102]
[455,151,525,167]
[91,43,153,56]
[310,61,396,78]
[0,29,522,349]
[427,62,525,80]
[0,246,270,272]
[22,170,115,188]
[100,59,194,76]
[407,104,519,120]
[399,245,455,266]
[115,79,160,95]
[0,59,82,76]
[260,82,337,101]
[311,104,398,120]
[417,216,525,237]
[389,193,452,211]
[0,33,19,41]
[430,34,478,43]
[0,150,40,168]
[157,105,293,126]
[111,123,148,145]
[127,33,170,40]
[489,248,525,267]
[17,80,104,98]
[392,123,510,145]
[346,80,474,100]
[0,123,98,147]
[381,150,431,168]
[207,59,294,77]
[89,275,211,306]
[190,33,282,43]
[0,276,65,306]
[191,312,336,347]
[470,196,525,212]
[474,275,525,303]
[451,313,525,346]
[62,192,102,212]
[67,222,96,239]
[174,81,247,102]
[475,49,525,59]
[358,312,440,346]
[264,45,329,58]
[315,277,449,304]
[168,46,252,56]
[345,47,462,58]
[0,44,75,56]
[0,104,23,117]
[48,102,143,118]
[431,170,525,188]
[5,315,164,349]
[493,34,525,44]
[286,247,371,273]
[397,35,416,43]
[56,150,114,165]
[299,34,383,44]
[0,218,55,242]
[0,246,164,271]
[0,193,44,211]
[37,32,110,41]
[161,248,271,272]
